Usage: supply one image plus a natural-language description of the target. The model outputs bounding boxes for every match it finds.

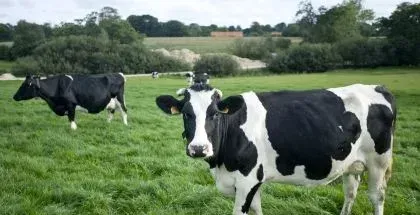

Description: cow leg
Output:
[367,157,391,215]
[250,189,263,215]
[340,174,361,215]
[233,182,262,215]
[67,105,77,130]
[107,109,115,123]
[116,93,128,125]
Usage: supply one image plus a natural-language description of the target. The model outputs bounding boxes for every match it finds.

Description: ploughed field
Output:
[0,67,419,214]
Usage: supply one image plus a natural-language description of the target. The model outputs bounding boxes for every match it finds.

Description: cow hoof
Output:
[70,122,77,130]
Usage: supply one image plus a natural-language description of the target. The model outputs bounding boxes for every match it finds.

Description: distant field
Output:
[144,37,302,54]
[0,67,419,214]
[0,60,15,72]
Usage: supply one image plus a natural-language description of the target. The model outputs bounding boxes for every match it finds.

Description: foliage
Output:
[99,19,140,44]
[335,38,397,68]
[268,43,342,73]
[0,45,11,61]
[0,23,13,42]
[11,35,189,76]
[229,37,292,60]
[10,20,46,59]
[193,54,240,76]
[379,2,420,65]
[282,24,303,37]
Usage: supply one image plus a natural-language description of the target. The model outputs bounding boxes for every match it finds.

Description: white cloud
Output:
[0,0,404,27]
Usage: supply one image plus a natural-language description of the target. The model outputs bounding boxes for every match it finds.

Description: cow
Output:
[156,83,396,215]
[152,71,159,79]
[13,73,128,130]
[177,72,210,95]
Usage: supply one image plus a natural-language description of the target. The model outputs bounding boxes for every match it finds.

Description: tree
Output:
[236,25,242,31]
[250,21,264,35]
[127,14,160,36]
[0,23,13,41]
[228,26,236,31]
[11,20,46,58]
[163,20,188,37]
[98,6,120,22]
[188,23,202,36]
[274,22,286,32]
[99,19,139,44]
[282,24,303,37]
[379,2,420,65]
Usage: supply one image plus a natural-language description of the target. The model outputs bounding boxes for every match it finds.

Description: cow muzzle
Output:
[187,144,213,158]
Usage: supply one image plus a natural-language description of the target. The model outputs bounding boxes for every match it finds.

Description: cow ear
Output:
[217,95,244,114]
[156,95,182,115]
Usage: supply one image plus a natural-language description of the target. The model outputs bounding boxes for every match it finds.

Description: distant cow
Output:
[152,71,159,79]
[156,83,396,215]
[185,72,209,86]
[13,73,128,130]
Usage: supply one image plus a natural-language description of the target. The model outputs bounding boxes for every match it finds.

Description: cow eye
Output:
[211,112,219,120]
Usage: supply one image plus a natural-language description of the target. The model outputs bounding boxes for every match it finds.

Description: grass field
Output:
[0,68,419,214]
[144,37,302,54]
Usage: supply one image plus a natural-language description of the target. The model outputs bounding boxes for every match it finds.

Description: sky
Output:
[0,0,410,27]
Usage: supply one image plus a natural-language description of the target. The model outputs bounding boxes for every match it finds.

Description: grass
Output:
[0,67,419,214]
[0,60,15,72]
[143,37,302,54]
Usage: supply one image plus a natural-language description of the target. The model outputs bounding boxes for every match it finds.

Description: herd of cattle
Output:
[12,72,396,215]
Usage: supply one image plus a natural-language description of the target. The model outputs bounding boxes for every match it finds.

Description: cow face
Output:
[13,75,40,101]
[156,85,243,158]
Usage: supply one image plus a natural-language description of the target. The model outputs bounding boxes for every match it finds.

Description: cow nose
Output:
[190,145,208,158]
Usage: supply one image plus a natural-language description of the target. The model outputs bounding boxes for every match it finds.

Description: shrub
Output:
[12,35,190,76]
[0,45,11,60]
[229,37,292,60]
[268,43,342,73]
[335,38,397,67]
[11,56,41,76]
[193,54,240,77]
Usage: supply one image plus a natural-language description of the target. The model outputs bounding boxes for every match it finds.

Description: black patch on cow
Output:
[257,90,361,180]
[375,85,397,132]
[367,104,394,154]
[257,164,264,182]
[241,183,262,214]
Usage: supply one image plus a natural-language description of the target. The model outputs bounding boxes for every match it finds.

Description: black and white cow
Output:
[152,71,159,79]
[156,83,396,215]
[13,73,128,130]
[184,72,210,86]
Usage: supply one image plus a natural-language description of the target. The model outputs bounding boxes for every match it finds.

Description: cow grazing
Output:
[13,73,128,130]
[152,71,159,79]
[156,83,396,215]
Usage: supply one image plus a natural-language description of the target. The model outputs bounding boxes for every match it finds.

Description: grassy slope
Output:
[143,37,302,54]
[0,68,419,215]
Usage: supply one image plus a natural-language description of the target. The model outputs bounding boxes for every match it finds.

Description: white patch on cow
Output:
[70,121,77,130]
[106,98,116,110]
[338,125,343,132]
[118,72,126,82]
[187,88,216,157]
[65,75,73,81]
[107,110,114,123]
[76,105,88,112]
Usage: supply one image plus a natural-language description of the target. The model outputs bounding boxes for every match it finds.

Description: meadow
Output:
[0,67,419,215]
[143,36,302,54]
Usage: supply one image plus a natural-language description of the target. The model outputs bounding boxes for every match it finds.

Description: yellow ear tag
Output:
[170,106,180,114]
[221,108,229,114]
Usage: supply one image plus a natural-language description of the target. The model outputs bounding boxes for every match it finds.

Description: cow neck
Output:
[35,79,56,106]
[206,108,244,169]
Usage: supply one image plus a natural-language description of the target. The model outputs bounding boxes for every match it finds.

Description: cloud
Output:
[0,0,403,27]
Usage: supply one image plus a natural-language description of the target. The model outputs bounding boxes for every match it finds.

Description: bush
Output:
[0,45,11,60]
[12,35,190,76]
[335,38,397,67]
[229,37,292,60]
[268,43,342,73]
[193,54,240,76]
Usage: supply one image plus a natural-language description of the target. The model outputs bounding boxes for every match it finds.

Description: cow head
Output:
[156,84,244,158]
[13,75,40,101]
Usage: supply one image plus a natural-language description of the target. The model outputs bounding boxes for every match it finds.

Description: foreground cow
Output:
[156,83,396,215]
[13,73,128,130]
